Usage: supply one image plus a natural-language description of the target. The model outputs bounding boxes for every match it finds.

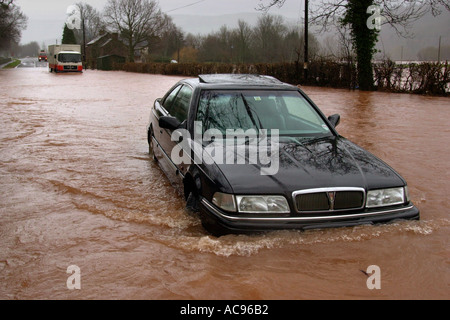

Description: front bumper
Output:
[200,198,420,234]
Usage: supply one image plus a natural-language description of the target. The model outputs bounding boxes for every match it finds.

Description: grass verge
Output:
[3,59,21,69]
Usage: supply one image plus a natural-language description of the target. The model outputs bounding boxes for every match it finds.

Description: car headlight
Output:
[212,192,236,212]
[212,193,290,213]
[366,187,405,208]
[236,195,290,213]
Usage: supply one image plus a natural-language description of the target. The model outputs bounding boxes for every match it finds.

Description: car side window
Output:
[170,85,192,123]
[163,85,182,115]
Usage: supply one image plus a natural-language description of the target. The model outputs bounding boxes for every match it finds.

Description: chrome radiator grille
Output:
[293,188,365,213]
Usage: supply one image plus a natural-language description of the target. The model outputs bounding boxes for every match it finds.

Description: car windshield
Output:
[58,53,81,63]
[196,90,333,140]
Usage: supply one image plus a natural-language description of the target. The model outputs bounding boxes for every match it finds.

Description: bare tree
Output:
[103,0,166,62]
[185,13,321,64]
[150,14,184,62]
[322,26,353,62]
[72,2,104,62]
[336,26,354,63]
[0,0,27,52]
[75,3,103,43]
[282,25,321,64]
[197,26,233,63]
[309,0,448,36]
[254,14,287,63]
[259,0,449,90]
[233,20,254,63]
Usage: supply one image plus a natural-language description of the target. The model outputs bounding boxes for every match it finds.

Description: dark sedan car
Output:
[147,74,419,236]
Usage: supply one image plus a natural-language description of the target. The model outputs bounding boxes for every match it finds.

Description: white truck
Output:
[48,44,83,73]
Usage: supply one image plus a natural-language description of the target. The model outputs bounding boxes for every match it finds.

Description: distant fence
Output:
[112,60,449,96]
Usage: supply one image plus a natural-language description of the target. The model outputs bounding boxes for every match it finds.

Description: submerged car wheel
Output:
[198,205,229,237]
[184,176,226,236]
[186,191,199,212]
[184,174,200,213]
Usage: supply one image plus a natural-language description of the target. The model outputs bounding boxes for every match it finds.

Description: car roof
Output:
[182,74,298,91]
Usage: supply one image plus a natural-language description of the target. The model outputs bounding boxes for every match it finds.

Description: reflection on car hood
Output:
[208,136,405,194]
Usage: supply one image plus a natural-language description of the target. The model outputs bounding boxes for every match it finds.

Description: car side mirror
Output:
[159,116,181,131]
[154,98,162,110]
[328,114,341,128]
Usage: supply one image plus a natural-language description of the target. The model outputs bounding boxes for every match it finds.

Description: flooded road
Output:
[0,67,448,300]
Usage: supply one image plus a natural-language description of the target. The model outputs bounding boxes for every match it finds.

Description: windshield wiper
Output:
[240,93,269,143]
[240,94,263,130]
[280,134,333,145]
[303,134,333,144]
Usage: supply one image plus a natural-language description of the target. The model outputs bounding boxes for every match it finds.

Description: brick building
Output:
[85,32,127,70]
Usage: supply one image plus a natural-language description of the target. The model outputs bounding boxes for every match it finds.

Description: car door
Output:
[154,84,181,141]
[153,84,181,161]
[158,84,193,180]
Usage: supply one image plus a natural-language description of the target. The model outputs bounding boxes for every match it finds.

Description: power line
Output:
[166,0,208,13]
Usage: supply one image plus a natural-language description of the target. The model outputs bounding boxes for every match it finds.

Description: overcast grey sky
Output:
[16,0,305,45]
[16,0,304,18]
[14,0,450,60]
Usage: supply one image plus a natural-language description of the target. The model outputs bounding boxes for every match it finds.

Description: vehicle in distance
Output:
[147,74,419,236]
[48,44,83,73]
[38,50,47,62]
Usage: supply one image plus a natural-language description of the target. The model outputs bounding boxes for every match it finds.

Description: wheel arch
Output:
[183,167,202,201]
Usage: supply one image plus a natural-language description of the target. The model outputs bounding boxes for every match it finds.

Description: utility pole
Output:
[304,0,309,82]
[82,18,86,64]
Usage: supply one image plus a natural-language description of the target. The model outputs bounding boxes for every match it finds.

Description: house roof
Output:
[100,38,112,47]
[86,34,107,46]
[87,32,149,50]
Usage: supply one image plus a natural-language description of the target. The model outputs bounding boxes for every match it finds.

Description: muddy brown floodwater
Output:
[0,67,448,300]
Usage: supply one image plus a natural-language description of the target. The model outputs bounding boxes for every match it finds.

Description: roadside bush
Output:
[374,61,449,96]
[113,60,448,96]
[0,57,12,65]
